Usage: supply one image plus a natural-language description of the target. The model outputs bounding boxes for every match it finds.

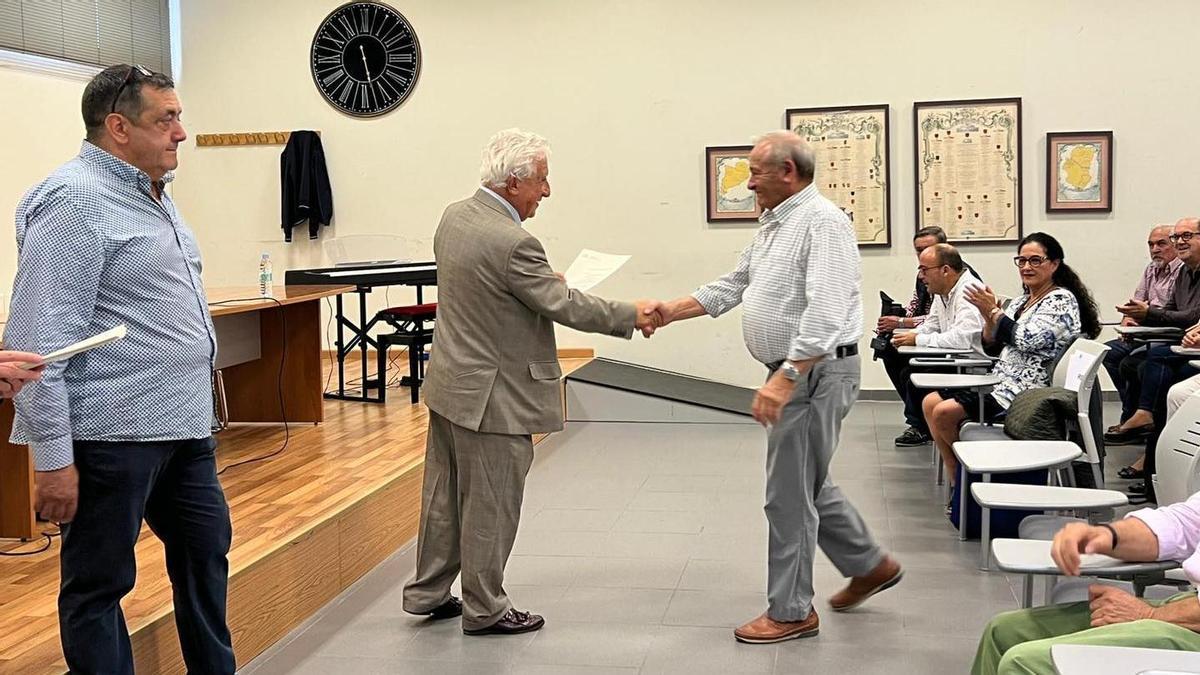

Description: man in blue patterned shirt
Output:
[6,65,234,674]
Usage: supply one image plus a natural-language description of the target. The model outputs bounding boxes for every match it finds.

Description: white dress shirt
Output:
[913,270,985,354]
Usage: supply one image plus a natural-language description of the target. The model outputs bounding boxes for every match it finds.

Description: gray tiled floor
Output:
[239,401,1145,675]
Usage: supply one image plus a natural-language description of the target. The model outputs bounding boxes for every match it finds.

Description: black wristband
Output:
[1099,523,1120,552]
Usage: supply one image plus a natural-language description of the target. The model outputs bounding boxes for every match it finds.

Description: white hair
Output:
[479,128,551,189]
[752,130,815,180]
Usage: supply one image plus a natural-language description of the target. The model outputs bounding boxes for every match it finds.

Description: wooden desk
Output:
[208,285,350,424]
[0,284,351,540]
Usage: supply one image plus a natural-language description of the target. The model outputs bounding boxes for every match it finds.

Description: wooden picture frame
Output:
[913,97,1022,244]
[786,103,891,247]
[1046,131,1113,212]
[705,145,761,223]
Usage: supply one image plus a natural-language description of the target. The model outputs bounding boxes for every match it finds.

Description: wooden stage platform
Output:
[0,354,592,674]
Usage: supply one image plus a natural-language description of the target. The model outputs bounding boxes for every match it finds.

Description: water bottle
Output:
[258,252,273,298]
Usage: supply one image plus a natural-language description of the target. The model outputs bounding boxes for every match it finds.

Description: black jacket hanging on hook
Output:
[280,130,334,242]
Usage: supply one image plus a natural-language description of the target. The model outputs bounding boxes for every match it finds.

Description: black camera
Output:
[871,291,906,359]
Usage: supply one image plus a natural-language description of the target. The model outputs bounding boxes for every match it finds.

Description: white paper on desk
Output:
[563,249,631,292]
[1063,351,1098,391]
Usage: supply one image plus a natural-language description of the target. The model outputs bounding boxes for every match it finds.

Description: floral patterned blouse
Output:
[989,288,1081,409]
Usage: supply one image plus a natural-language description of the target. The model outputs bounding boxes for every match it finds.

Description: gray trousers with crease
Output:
[765,355,886,620]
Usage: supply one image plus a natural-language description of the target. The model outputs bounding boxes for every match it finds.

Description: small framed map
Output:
[705,145,761,223]
[1046,131,1112,212]
[786,103,891,247]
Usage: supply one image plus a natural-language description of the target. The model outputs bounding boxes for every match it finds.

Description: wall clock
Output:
[310,2,421,117]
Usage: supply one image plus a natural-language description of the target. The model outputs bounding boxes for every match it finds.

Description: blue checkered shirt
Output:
[7,142,217,471]
[692,184,863,364]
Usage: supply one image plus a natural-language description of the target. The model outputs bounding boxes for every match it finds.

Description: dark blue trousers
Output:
[58,437,234,675]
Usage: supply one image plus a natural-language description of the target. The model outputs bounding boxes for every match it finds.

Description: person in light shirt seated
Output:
[889,244,985,446]
[972,491,1200,674]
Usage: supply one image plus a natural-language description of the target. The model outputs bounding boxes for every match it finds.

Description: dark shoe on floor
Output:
[830,556,903,612]
[1103,425,1153,445]
[405,596,463,620]
[1117,465,1145,480]
[463,609,544,636]
[428,596,463,620]
[734,610,819,644]
[894,426,931,447]
[1128,480,1147,495]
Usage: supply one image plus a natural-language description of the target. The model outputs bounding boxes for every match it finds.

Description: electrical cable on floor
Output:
[207,297,289,475]
[0,525,60,557]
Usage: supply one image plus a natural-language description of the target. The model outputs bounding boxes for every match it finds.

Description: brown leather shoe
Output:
[463,609,545,636]
[829,556,903,612]
[733,610,819,644]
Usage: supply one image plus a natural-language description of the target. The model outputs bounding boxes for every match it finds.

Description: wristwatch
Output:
[779,361,800,381]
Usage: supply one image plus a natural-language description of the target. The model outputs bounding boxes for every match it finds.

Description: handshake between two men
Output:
[631,296,709,339]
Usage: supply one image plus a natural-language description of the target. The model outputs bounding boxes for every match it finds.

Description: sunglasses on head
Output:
[110,65,154,115]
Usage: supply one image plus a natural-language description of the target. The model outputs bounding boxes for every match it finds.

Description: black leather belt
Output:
[768,344,858,371]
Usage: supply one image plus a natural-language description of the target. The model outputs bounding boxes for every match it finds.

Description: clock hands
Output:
[359,44,372,81]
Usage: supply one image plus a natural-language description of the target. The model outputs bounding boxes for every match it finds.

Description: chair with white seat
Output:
[964,338,1123,564]
[962,340,1121,569]
[991,394,1200,606]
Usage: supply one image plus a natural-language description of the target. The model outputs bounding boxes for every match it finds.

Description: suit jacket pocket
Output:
[528,361,563,380]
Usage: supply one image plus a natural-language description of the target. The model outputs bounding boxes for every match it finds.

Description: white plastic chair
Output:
[956,339,1114,568]
[990,394,1200,606]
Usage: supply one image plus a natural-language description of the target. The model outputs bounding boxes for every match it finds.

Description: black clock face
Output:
[310,2,421,117]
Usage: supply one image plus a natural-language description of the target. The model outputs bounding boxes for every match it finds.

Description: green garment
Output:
[973,592,1200,675]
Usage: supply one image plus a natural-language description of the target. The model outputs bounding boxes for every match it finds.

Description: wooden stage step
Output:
[0,356,592,674]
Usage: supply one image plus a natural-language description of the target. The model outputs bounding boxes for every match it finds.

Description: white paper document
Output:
[23,324,127,369]
[563,249,631,292]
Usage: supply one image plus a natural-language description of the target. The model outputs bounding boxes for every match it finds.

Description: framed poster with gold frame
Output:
[913,97,1022,244]
[786,103,891,247]
[1046,130,1113,212]
[705,145,761,223]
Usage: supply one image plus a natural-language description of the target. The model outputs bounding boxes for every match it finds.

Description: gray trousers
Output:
[765,354,885,621]
[402,410,535,631]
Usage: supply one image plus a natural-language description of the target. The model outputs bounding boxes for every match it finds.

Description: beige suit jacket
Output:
[423,189,636,435]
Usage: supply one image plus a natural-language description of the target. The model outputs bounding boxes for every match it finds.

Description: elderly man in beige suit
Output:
[402,128,661,635]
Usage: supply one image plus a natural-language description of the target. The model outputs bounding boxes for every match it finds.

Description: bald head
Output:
[1148,223,1176,267]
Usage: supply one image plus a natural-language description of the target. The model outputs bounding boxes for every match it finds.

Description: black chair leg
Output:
[377,337,388,403]
[409,340,420,404]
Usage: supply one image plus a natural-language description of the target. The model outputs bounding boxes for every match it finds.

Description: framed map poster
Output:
[786,104,891,247]
[1046,130,1113,212]
[705,145,761,223]
[913,97,1022,244]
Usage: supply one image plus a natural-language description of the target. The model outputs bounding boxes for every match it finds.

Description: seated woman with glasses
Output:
[921,232,1101,497]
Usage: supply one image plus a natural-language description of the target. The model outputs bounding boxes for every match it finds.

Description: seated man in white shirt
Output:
[972,493,1200,674]
[890,244,985,445]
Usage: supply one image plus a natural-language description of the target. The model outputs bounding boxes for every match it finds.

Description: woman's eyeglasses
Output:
[1013,256,1048,268]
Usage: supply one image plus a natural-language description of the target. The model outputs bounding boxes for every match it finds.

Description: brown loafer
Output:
[733,610,819,644]
[829,556,903,612]
[463,609,545,636]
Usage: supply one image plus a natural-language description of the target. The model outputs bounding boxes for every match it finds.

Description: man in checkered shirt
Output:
[6,66,234,673]
[658,131,902,644]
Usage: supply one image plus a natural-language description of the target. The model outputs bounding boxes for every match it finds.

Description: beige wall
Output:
[4,0,1199,389]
